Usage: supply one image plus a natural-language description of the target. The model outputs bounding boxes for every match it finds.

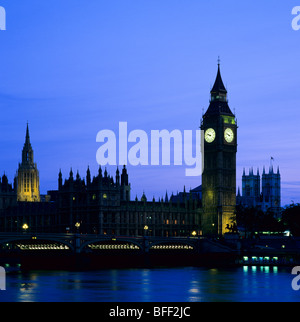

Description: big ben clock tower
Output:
[201,62,237,236]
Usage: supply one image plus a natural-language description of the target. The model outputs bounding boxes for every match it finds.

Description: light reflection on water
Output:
[0,266,299,302]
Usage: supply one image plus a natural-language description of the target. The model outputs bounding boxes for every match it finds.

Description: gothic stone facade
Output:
[0,131,201,236]
[50,166,201,237]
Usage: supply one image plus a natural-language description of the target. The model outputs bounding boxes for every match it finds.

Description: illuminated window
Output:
[103,194,107,199]
[92,194,96,200]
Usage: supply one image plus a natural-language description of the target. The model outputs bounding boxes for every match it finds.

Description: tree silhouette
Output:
[281,203,300,236]
[235,204,284,236]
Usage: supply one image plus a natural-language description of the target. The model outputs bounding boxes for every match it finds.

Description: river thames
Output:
[0,266,299,302]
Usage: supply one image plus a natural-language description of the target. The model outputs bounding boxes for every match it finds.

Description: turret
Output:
[69,168,74,181]
[165,191,169,203]
[116,167,120,185]
[121,165,128,186]
[58,169,62,190]
[120,165,130,201]
[86,166,91,186]
[98,165,102,178]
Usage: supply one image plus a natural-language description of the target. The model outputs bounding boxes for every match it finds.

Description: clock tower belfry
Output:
[201,62,237,236]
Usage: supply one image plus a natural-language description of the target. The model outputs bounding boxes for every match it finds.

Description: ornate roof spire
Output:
[24,122,32,150]
[21,123,34,164]
[26,122,30,143]
[204,60,234,117]
[211,57,227,95]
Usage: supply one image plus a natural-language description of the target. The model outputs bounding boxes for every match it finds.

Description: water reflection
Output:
[0,266,298,302]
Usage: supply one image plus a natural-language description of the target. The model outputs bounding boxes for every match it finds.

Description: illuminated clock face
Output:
[224,128,234,143]
[205,128,216,143]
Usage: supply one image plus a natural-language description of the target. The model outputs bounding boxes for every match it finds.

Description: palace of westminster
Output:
[0,65,281,236]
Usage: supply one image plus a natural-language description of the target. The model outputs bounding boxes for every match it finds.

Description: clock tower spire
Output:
[201,62,237,236]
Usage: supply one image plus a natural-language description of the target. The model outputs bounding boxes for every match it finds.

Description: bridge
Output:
[0,233,200,254]
[1,233,299,270]
[0,233,239,270]
[0,232,233,254]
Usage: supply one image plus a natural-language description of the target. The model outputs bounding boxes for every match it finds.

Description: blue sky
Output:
[0,0,299,206]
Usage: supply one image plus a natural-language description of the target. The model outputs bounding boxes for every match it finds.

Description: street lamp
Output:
[144,225,149,236]
[192,231,197,237]
[22,223,29,232]
[75,222,80,232]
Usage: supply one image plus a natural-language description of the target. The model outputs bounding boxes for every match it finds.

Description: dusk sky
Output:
[0,1,299,206]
